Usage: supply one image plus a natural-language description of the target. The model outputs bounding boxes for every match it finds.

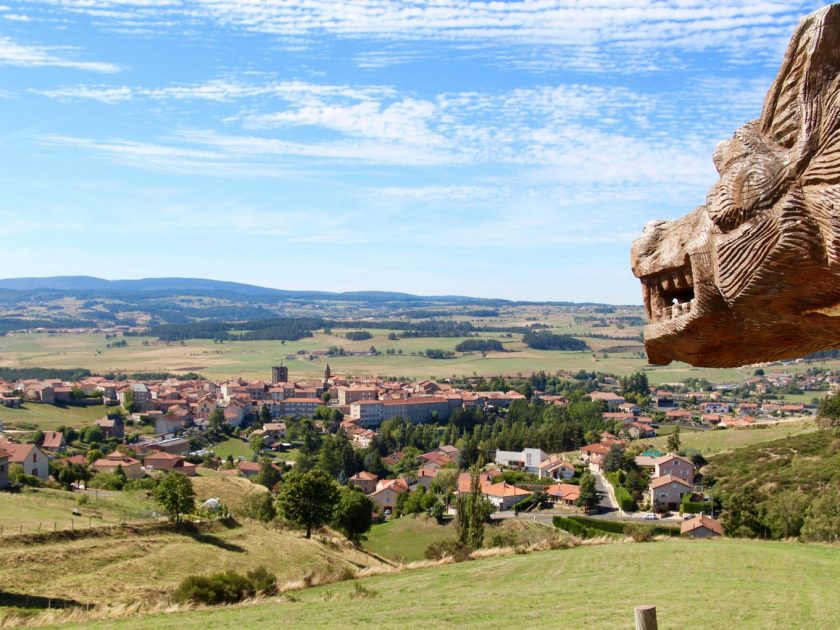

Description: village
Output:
[0,359,826,542]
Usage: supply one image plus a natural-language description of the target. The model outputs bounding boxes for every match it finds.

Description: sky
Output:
[0,1,826,303]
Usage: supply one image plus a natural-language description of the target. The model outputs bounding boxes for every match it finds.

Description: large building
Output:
[351,397,451,427]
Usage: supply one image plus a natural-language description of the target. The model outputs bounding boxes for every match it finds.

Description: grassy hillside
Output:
[0,520,387,619]
[708,428,840,495]
[644,418,817,456]
[58,538,840,630]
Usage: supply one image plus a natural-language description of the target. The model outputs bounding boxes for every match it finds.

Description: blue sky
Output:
[0,1,825,303]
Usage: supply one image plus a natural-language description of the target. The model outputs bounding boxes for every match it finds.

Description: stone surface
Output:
[631,5,840,368]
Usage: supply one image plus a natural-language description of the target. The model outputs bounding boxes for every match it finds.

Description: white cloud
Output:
[23,0,816,66]
[0,35,120,73]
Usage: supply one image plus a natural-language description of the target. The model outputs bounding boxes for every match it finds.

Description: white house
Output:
[494,448,548,473]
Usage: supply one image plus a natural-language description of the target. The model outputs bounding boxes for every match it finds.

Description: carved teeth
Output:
[642,262,696,323]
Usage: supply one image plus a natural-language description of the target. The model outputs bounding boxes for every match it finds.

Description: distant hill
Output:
[0,276,500,303]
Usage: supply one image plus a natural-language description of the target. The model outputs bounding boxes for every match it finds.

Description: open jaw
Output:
[640,258,695,324]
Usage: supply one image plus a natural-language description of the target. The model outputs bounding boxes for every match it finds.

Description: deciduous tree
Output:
[276,469,339,539]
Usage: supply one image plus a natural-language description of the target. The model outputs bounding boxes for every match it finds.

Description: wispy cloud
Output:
[23,1,817,69]
[0,35,120,73]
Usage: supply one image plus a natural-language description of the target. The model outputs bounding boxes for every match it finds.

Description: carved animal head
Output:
[632,5,840,367]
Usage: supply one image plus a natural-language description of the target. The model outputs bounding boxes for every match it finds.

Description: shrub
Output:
[489,530,518,548]
[246,566,277,596]
[174,571,255,605]
[236,491,277,523]
[124,478,158,491]
[625,523,653,542]
[424,539,471,562]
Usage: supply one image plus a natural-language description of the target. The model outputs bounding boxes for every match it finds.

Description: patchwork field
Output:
[57,537,840,630]
[0,330,781,384]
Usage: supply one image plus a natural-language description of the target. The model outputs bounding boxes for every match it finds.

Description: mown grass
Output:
[644,418,817,456]
[364,516,455,562]
[365,515,560,563]
[59,538,840,630]
[210,437,252,460]
[0,403,108,431]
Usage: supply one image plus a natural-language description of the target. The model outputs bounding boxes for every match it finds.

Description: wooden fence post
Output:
[634,605,658,630]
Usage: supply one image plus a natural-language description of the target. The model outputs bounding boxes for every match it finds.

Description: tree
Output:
[667,426,681,453]
[456,466,493,550]
[249,433,265,457]
[254,459,283,490]
[721,485,767,538]
[801,484,840,542]
[817,393,840,428]
[332,486,374,543]
[603,444,624,473]
[154,472,196,524]
[276,469,339,539]
[576,472,600,512]
[122,388,138,413]
[259,404,272,424]
[209,408,225,432]
[764,488,809,539]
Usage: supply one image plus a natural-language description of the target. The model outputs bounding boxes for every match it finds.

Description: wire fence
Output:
[0,488,159,538]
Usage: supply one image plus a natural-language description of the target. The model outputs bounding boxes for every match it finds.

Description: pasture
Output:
[60,537,840,630]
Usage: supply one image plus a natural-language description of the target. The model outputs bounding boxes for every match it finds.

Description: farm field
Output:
[0,330,781,383]
[644,418,818,456]
[62,537,840,630]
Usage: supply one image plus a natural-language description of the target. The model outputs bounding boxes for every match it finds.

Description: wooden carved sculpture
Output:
[631,5,840,367]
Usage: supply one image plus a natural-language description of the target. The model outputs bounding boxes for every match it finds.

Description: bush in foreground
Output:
[174,567,277,605]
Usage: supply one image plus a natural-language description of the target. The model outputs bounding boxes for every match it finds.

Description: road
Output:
[590,465,621,515]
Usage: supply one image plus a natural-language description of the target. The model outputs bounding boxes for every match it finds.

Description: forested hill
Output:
[0,276,497,302]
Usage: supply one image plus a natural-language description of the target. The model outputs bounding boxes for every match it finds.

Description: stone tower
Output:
[271,365,288,384]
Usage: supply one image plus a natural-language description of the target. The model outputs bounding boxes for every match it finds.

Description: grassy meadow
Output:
[56,537,840,630]
[0,403,108,431]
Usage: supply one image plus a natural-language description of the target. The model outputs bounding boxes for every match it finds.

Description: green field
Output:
[0,403,108,431]
[365,515,559,563]
[365,516,456,562]
[211,437,253,460]
[644,418,817,456]
[62,538,840,630]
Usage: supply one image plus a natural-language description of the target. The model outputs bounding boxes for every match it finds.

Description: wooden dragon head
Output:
[632,5,840,367]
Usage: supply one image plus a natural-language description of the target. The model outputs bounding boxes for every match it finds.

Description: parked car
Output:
[643,513,657,521]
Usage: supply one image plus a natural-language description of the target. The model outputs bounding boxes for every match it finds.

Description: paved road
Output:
[590,466,620,514]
